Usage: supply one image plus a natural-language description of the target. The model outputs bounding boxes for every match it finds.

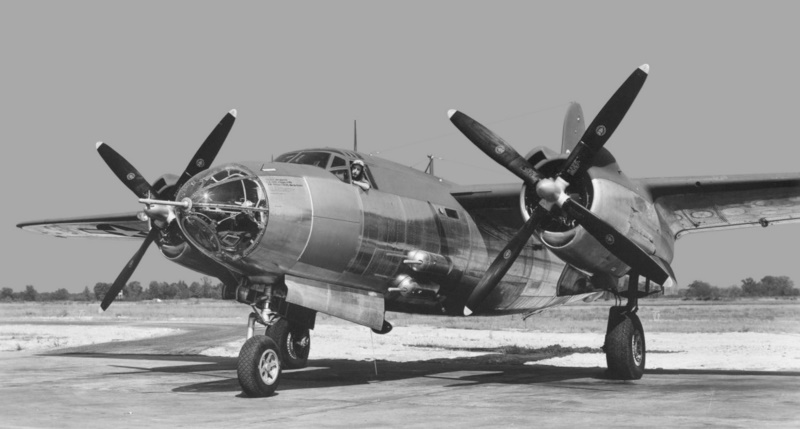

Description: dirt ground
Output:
[3,321,798,372]
[0,323,177,352]
[1,318,798,428]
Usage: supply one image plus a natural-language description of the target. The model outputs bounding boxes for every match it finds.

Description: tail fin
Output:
[561,102,585,153]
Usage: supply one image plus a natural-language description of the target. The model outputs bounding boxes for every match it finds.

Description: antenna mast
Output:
[354,120,358,152]
[425,154,435,175]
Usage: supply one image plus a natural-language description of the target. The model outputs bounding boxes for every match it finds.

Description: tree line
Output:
[681,276,799,301]
[2,275,798,303]
[0,278,226,302]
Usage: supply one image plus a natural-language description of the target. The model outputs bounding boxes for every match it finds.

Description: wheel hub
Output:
[632,332,644,366]
[258,349,280,385]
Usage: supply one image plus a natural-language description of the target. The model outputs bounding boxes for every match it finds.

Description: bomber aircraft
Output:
[18,65,800,397]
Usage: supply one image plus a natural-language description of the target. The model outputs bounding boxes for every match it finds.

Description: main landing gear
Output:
[603,273,646,380]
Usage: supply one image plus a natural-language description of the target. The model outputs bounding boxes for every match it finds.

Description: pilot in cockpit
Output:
[350,159,371,191]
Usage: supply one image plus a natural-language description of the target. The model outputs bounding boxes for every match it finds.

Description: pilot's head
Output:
[351,159,365,180]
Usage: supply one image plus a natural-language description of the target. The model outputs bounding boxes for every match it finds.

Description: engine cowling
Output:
[519,149,672,277]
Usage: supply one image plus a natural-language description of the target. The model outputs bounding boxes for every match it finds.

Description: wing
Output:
[17,212,150,239]
[642,173,800,239]
[450,183,525,230]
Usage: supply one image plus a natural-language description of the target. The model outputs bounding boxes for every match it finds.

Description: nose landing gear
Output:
[237,278,317,396]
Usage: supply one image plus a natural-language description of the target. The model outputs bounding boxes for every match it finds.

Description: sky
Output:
[3,1,799,293]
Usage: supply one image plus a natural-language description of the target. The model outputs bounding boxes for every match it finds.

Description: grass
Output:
[1,298,798,334]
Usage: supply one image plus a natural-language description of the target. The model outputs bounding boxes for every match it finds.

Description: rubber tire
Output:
[605,310,645,380]
[265,318,310,370]
[237,335,281,397]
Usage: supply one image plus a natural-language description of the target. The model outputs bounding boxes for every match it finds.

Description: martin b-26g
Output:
[18,65,800,397]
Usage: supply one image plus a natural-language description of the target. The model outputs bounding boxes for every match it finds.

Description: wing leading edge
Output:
[642,173,800,239]
[17,212,149,239]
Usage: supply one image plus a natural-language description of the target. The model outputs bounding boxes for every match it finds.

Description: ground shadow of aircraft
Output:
[46,351,800,400]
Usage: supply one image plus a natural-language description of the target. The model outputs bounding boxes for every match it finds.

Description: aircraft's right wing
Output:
[17,212,150,239]
[642,173,800,239]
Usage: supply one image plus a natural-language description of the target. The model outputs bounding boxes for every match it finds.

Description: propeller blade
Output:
[100,228,158,311]
[96,142,157,199]
[559,197,671,286]
[465,204,551,315]
[173,109,237,195]
[559,64,649,183]
[448,109,540,186]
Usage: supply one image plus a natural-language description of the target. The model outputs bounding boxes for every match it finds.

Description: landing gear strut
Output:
[604,273,646,380]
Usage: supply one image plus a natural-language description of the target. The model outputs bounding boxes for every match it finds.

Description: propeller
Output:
[451,64,668,315]
[96,109,237,310]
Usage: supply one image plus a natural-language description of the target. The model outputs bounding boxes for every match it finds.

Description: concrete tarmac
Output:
[1,323,799,428]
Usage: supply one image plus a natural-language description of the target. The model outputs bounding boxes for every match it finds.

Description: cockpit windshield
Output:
[177,166,268,258]
[279,151,331,168]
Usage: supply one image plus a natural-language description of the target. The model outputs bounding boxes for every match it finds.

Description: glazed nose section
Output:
[176,166,269,258]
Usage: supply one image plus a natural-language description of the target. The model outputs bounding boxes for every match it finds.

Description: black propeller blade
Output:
[448,110,541,186]
[558,64,648,184]
[100,228,158,311]
[451,65,662,314]
[464,204,550,315]
[96,142,157,199]
[173,109,237,196]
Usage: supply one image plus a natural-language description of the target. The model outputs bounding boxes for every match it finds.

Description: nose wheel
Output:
[238,335,282,397]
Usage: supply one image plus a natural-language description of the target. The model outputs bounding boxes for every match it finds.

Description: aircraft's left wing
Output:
[17,212,150,239]
[642,173,800,239]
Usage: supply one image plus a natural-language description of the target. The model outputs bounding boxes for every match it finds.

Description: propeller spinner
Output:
[451,64,670,315]
[96,109,237,311]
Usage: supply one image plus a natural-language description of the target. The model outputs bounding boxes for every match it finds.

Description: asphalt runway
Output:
[1,322,799,428]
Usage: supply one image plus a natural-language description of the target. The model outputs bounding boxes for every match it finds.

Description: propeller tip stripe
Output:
[447,109,458,119]
[95,142,104,150]
[229,109,237,118]
[639,64,650,74]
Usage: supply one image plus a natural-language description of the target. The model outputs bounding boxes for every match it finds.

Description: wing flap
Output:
[17,212,150,239]
[643,173,800,239]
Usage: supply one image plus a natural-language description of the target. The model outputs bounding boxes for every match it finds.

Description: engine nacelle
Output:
[519,149,673,278]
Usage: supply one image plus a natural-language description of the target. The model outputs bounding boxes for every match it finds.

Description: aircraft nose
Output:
[175,165,269,258]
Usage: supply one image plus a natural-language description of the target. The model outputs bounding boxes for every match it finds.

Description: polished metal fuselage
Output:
[177,159,579,316]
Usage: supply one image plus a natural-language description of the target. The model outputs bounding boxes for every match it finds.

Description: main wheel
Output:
[266,318,310,369]
[604,307,645,380]
[238,335,281,397]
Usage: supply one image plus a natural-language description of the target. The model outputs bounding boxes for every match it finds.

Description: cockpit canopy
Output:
[177,165,268,258]
[275,149,375,188]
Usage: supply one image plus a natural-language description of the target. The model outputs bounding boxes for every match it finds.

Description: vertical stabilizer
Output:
[561,102,585,153]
